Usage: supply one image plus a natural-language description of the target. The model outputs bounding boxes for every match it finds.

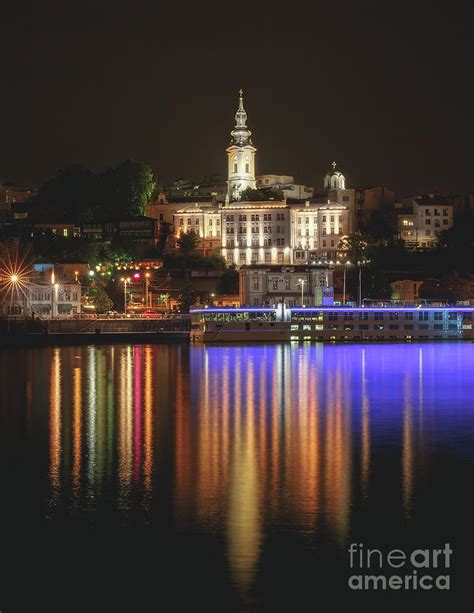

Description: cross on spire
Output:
[332,161,337,170]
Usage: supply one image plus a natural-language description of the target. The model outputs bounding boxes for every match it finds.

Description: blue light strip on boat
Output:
[191,307,474,313]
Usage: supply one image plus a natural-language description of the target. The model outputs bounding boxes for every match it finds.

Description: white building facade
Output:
[398,198,454,248]
[226,90,257,201]
[256,174,314,200]
[240,265,334,307]
[292,202,348,263]
[221,201,292,266]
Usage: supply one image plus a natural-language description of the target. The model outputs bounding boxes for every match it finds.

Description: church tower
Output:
[324,161,346,190]
[226,90,257,201]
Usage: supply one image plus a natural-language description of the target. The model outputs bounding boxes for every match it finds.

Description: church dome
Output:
[324,161,345,190]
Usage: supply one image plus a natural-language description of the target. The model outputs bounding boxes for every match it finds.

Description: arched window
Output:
[234,163,238,173]
[245,163,249,173]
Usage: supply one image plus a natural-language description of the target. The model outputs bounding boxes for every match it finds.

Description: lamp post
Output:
[121,277,131,314]
[356,259,369,307]
[342,260,352,306]
[298,278,305,306]
[145,272,151,307]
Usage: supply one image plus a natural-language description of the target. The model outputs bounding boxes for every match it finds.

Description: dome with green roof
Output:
[324,161,346,190]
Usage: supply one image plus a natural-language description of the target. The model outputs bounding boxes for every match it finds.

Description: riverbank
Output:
[0,316,190,347]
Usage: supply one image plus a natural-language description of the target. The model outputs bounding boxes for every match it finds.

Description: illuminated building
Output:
[398,196,454,248]
[0,265,82,317]
[292,201,348,262]
[226,89,257,201]
[221,200,292,266]
[239,264,334,307]
[173,203,221,256]
[256,174,314,200]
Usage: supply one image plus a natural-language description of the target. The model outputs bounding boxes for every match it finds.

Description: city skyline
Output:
[1,3,472,195]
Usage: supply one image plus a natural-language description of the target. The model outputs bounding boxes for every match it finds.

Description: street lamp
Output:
[341,260,352,306]
[356,259,369,307]
[10,274,18,283]
[298,278,305,306]
[121,277,131,314]
[145,272,151,307]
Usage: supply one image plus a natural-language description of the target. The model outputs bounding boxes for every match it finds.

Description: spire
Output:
[230,89,253,146]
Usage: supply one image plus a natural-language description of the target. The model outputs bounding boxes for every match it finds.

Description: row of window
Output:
[297,229,342,236]
[178,218,220,226]
[295,239,338,249]
[424,209,450,216]
[30,292,79,301]
[227,252,286,264]
[425,219,449,226]
[226,237,286,247]
[291,323,459,331]
[297,215,343,223]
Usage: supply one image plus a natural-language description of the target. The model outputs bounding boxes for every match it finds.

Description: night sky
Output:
[1,1,472,195]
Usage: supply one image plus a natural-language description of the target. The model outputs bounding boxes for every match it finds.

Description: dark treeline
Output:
[28,160,156,224]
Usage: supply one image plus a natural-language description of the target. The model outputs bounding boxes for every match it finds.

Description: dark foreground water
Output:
[0,342,473,612]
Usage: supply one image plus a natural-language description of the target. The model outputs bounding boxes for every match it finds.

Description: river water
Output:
[0,343,473,612]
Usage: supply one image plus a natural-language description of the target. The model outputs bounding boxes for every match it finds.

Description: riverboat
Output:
[190,306,474,342]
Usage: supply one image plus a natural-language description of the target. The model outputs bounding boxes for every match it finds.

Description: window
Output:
[245,164,249,173]
[272,280,278,290]
[63,228,68,237]
[277,252,284,263]
[234,163,238,173]
[264,252,271,263]
[443,209,448,216]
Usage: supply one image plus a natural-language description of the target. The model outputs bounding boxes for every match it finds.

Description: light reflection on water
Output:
[1,342,474,608]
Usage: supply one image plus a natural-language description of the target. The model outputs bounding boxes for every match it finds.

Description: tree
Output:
[362,209,397,242]
[101,160,155,218]
[239,187,282,201]
[30,165,98,223]
[94,288,113,313]
[87,283,114,313]
[177,230,198,255]
[178,278,196,313]
[338,232,370,263]
[218,266,239,294]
